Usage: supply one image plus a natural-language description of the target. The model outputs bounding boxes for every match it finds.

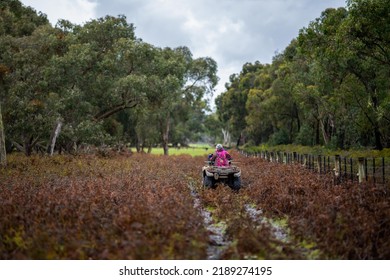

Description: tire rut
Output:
[188,181,231,260]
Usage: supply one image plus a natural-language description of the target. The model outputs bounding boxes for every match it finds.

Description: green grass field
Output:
[131,145,213,157]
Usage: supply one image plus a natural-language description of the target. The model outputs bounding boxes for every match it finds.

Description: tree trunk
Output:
[373,124,383,150]
[315,119,320,145]
[370,90,383,150]
[0,103,6,167]
[236,133,242,148]
[320,118,330,145]
[135,129,142,153]
[24,136,33,156]
[295,103,301,132]
[161,113,170,156]
[48,118,62,156]
[222,128,231,147]
[337,126,346,150]
[349,68,383,150]
[23,135,40,156]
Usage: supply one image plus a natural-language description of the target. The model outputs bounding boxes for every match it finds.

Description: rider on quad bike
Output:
[203,144,241,190]
[209,144,232,166]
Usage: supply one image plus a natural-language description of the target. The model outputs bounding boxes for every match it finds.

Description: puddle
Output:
[189,181,231,259]
[244,204,289,242]
[244,204,324,259]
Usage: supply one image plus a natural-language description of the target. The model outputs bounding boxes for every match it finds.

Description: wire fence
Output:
[240,150,390,187]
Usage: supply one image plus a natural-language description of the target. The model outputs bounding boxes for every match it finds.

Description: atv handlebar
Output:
[204,160,239,165]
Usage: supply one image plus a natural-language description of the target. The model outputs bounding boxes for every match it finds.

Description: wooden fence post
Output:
[365,158,368,182]
[334,155,341,183]
[344,157,347,179]
[382,157,385,185]
[303,154,308,167]
[323,156,326,173]
[317,155,322,174]
[357,157,366,183]
[350,158,354,181]
[283,152,287,164]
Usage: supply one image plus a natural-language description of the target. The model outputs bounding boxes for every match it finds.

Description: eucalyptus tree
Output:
[1,24,65,155]
[147,46,217,155]
[170,55,217,146]
[203,113,224,144]
[297,8,351,147]
[217,62,262,147]
[0,0,49,158]
[1,4,218,155]
[131,106,160,153]
[48,15,160,148]
[341,0,390,149]
[0,0,48,37]
[297,3,390,149]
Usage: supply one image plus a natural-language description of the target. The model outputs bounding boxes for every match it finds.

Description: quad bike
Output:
[202,160,242,190]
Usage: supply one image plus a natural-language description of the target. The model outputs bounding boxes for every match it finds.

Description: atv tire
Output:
[203,175,215,188]
[232,177,241,191]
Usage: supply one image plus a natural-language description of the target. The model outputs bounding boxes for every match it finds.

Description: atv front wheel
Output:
[203,175,215,188]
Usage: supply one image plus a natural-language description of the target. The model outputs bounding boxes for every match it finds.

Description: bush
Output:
[268,129,290,146]
[294,125,315,146]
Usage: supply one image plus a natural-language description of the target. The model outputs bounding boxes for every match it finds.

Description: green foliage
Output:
[267,129,290,146]
[0,0,49,37]
[294,125,315,146]
[216,1,390,151]
[0,0,217,156]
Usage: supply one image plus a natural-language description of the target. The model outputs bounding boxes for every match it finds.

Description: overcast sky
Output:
[20,0,346,98]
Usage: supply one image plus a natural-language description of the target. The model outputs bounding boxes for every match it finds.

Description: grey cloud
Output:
[92,0,346,93]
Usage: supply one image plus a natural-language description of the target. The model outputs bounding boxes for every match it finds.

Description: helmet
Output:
[216,144,223,151]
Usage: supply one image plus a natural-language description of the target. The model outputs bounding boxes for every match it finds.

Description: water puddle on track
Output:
[189,182,231,260]
[189,182,294,259]
[244,204,289,242]
[244,204,322,259]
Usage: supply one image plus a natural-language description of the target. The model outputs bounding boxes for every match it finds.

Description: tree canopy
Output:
[216,0,390,150]
[0,0,218,157]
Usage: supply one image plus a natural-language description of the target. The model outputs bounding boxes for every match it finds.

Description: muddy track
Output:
[188,181,230,259]
[187,176,318,260]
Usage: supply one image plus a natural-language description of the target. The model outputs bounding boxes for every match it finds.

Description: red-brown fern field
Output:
[0,150,389,260]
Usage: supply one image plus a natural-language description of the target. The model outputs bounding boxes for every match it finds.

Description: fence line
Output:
[240,150,389,187]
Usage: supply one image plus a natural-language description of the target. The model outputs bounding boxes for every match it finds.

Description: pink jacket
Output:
[212,149,231,167]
